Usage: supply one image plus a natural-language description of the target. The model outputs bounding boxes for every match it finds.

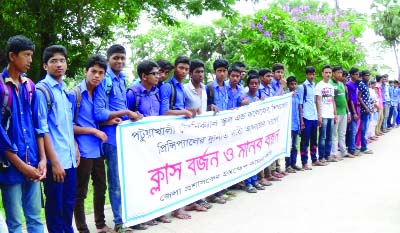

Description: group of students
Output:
[0,34,398,233]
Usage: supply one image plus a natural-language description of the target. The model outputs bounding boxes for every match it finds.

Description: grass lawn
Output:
[0,179,109,224]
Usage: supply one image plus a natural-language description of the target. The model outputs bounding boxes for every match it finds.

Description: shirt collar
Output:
[2,68,29,86]
[188,80,204,91]
[137,83,157,94]
[78,79,88,93]
[304,79,314,86]
[106,66,125,81]
[44,74,66,89]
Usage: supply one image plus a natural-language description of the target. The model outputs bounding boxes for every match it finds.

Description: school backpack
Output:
[126,85,160,112]
[302,83,307,103]
[206,82,215,108]
[167,81,177,110]
[0,73,35,130]
[70,86,82,124]
[35,82,55,113]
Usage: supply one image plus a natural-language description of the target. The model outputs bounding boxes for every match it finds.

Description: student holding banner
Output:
[93,44,143,232]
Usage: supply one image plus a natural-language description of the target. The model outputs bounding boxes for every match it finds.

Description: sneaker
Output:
[253,182,266,190]
[286,167,296,173]
[246,185,257,193]
[361,149,374,154]
[292,165,304,171]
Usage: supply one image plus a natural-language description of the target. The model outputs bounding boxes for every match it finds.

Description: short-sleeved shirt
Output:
[184,81,207,114]
[206,80,228,111]
[227,83,243,110]
[315,81,335,119]
[126,83,161,117]
[67,80,101,159]
[159,77,186,114]
[258,83,275,98]
[241,92,260,104]
[358,80,371,113]
[297,79,318,120]
[346,80,359,112]
[369,88,378,112]
[330,79,347,115]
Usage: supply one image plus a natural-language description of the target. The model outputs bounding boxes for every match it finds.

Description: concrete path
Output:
[82,127,400,233]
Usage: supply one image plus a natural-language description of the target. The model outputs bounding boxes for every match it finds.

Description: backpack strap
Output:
[35,82,54,113]
[72,86,82,124]
[206,82,215,106]
[104,75,113,109]
[127,85,161,112]
[302,83,307,103]
[0,74,12,117]
[22,77,35,105]
[258,89,262,99]
[168,81,176,110]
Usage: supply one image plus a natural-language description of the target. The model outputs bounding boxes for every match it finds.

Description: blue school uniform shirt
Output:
[391,87,399,106]
[159,77,185,115]
[258,83,275,98]
[206,80,229,111]
[67,79,101,159]
[127,83,161,117]
[291,93,300,131]
[93,67,128,146]
[241,92,260,104]
[227,83,243,109]
[271,78,281,96]
[0,69,39,184]
[33,74,76,169]
[297,79,318,121]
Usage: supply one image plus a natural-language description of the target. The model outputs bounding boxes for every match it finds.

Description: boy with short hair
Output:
[358,70,373,154]
[227,66,244,109]
[206,59,229,111]
[330,66,350,160]
[0,35,45,232]
[156,59,173,88]
[315,65,337,164]
[67,55,114,233]
[285,76,302,173]
[93,44,142,232]
[33,45,77,233]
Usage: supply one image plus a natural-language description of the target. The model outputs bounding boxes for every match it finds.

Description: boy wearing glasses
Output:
[33,45,77,232]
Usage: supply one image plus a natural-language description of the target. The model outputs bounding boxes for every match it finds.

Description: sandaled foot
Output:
[259,178,272,186]
[131,224,149,230]
[114,224,135,233]
[172,209,191,219]
[207,196,226,204]
[157,215,172,223]
[146,219,158,226]
[197,199,213,209]
[246,185,257,193]
[225,190,237,197]
[185,203,207,212]
[253,182,266,190]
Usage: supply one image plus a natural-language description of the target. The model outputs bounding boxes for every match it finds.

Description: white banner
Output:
[117,93,292,227]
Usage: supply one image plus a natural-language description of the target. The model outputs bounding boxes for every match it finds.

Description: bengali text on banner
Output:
[117,93,293,227]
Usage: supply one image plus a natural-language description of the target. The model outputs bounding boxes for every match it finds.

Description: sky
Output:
[121,0,398,80]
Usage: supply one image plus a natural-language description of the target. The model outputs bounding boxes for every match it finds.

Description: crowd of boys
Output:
[0,35,399,233]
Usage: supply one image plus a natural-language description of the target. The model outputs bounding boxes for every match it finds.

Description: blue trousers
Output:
[360,113,371,151]
[44,166,76,233]
[103,143,122,225]
[286,130,299,168]
[245,175,258,186]
[347,117,357,154]
[1,181,43,233]
[300,119,318,164]
[318,118,333,160]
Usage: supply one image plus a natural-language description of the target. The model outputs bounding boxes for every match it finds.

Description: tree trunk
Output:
[392,41,400,81]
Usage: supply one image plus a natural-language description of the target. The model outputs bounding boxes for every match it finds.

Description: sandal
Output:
[97,225,116,233]
[225,190,237,197]
[197,199,213,209]
[220,193,233,201]
[156,215,172,223]
[114,224,135,233]
[131,224,149,230]
[246,185,257,193]
[184,203,207,212]
[259,178,272,186]
[172,209,191,219]
[207,196,226,204]
[145,219,158,226]
[253,183,266,190]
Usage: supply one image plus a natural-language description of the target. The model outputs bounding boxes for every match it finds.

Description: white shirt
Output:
[184,81,207,114]
[315,80,335,118]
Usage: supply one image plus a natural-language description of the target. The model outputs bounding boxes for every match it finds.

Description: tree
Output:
[236,0,367,81]
[371,0,400,80]
[0,0,241,81]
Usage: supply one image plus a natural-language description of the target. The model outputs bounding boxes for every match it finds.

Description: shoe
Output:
[302,164,312,170]
[286,167,296,173]
[361,149,374,154]
[312,161,327,166]
[246,185,258,193]
[253,182,266,190]
[292,165,304,171]
[114,224,136,233]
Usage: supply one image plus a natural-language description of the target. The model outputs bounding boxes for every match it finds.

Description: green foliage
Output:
[0,0,241,82]
[237,0,367,82]
[371,0,400,79]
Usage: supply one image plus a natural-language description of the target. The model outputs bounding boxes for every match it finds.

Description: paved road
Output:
[82,128,400,233]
